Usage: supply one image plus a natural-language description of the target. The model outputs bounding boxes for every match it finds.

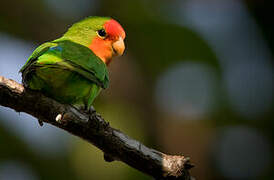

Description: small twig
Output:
[0,76,193,179]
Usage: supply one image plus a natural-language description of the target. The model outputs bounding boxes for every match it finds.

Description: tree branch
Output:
[0,76,193,179]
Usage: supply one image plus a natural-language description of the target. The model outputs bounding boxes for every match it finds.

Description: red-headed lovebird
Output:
[20,17,125,113]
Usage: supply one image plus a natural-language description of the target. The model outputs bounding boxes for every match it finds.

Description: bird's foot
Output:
[88,106,96,115]
[79,105,96,115]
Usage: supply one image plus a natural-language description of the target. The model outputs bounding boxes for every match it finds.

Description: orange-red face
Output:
[89,19,126,65]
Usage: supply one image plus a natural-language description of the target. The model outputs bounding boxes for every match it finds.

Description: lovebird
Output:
[20,16,126,112]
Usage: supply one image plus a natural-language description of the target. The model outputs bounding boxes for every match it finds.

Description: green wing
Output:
[20,42,57,87]
[21,40,109,89]
[20,42,56,73]
[56,40,109,89]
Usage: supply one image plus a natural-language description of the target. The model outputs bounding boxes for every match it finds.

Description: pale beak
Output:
[112,37,125,56]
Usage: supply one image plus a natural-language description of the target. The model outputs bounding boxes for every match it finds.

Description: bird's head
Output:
[63,16,126,65]
[89,18,126,65]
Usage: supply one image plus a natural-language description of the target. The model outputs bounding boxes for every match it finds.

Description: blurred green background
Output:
[0,0,273,179]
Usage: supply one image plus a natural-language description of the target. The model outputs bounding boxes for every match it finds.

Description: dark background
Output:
[0,0,273,179]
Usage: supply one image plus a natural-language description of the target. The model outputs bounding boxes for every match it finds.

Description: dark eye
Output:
[97,29,107,38]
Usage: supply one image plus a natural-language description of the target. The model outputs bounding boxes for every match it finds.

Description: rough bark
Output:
[0,76,193,179]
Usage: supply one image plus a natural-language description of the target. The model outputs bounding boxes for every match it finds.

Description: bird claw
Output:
[88,106,96,115]
[80,105,96,115]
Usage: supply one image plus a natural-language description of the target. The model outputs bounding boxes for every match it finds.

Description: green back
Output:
[20,40,109,89]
